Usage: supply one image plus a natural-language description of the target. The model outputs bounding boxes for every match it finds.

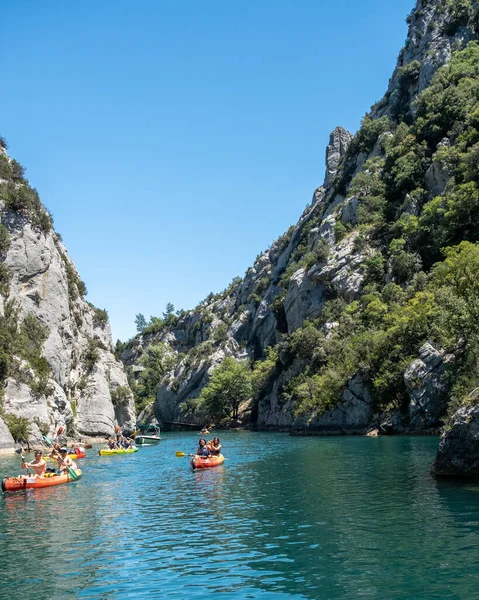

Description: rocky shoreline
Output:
[0,435,114,456]
[432,404,479,480]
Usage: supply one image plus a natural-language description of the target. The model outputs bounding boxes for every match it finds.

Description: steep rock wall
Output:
[0,145,135,448]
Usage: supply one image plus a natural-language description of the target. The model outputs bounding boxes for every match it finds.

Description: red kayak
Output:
[44,448,86,462]
[2,470,82,492]
[69,449,86,459]
[190,454,225,469]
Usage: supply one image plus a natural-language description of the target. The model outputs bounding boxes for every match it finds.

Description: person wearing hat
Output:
[56,448,78,474]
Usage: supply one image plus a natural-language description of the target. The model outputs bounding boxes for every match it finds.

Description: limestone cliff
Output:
[122,0,479,441]
[0,143,135,451]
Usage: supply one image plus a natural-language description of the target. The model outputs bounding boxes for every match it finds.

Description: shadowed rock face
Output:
[432,404,479,479]
[293,374,374,435]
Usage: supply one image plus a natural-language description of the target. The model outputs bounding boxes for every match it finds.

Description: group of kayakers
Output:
[196,437,221,457]
[20,445,77,479]
[16,432,220,481]
[105,434,134,450]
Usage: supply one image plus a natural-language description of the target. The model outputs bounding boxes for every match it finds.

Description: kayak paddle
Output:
[42,435,79,481]
[14,448,25,460]
[54,426,64,442]
[15,447,26,464]
[15,448,31,476]
[176,451,226,459]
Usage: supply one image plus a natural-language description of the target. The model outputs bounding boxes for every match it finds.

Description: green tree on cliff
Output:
[135,313,147,332]
[131,343,174,412]
[199,357,252,422]
[163,302,175,320]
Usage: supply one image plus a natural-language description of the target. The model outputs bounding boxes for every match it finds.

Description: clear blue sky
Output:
[1,0,414,342]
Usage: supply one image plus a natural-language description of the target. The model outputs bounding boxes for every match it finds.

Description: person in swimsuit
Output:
[49,441,61,459]
[208,437,222,456]
[57,448,78,473]
[21,450,46,478]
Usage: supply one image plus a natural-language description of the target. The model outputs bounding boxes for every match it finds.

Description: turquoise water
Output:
[1,432,479,599]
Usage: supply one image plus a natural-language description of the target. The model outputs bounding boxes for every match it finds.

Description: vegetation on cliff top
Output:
[0,149,53,232]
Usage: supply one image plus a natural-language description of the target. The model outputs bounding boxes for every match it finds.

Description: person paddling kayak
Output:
[21,450,46,478]
[57,448,78,473]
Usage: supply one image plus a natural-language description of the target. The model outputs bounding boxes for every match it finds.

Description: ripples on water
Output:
[1,432,479,599]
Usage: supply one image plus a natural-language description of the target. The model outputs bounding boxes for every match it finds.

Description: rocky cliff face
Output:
[121,0,479,443]
[404,343,454,431]
[432,400,479,479]
[0,144,135,451]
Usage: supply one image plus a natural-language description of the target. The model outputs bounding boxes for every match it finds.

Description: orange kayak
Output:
[2,469,82,492]
[190,454,225,469]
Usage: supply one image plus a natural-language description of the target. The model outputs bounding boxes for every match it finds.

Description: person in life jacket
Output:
[196,438,210,457]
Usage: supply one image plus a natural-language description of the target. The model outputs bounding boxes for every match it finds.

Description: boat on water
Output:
[190,454,225,470]
[98,447,139,456]
[2,469,82,493]
[135,424,161,446]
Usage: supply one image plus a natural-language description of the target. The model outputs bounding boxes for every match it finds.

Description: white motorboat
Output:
[135,424,161,445]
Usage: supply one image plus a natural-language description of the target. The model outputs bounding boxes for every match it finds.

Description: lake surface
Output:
[1,432,479,599]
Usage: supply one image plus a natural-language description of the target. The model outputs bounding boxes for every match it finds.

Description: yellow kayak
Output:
[98,447,139,456]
